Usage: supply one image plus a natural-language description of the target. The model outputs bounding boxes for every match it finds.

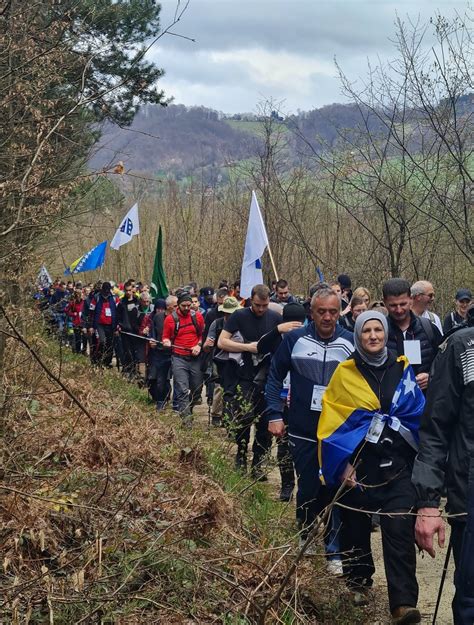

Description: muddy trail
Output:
[192,398,455,625]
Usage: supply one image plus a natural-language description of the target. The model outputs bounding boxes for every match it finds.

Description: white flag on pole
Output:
[37,265,52,288]
[240,191,269,299]
[110,203,140,250]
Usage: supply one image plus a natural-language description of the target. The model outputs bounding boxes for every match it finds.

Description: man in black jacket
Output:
[382,278,442,391]
[412,308,474,625]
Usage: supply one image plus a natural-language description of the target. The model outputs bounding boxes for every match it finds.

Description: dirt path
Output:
[193,399,455,624]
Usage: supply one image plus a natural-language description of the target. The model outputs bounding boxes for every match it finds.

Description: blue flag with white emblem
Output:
[110,203,140,250]
[64,241,107,275]
[317,356,425,487]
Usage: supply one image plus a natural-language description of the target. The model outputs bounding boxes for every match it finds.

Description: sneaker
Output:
[326,559,344,577]
[181,417,193,430]
[234,453,247,473]
[279,483,294,502]
[298,536,318,556]
[391,606,421,624]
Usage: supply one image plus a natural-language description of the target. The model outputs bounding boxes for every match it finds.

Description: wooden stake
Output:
[267,244,279,281]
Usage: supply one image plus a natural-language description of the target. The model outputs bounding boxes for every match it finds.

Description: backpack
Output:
[171,310,201,338]
[418,315,435,345]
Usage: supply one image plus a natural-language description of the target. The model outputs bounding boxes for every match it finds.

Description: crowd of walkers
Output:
[36,274,474,624]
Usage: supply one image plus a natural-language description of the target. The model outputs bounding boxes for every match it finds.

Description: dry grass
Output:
[0,307,381,624]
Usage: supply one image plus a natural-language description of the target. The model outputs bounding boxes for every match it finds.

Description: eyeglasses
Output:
[424,293,435,299]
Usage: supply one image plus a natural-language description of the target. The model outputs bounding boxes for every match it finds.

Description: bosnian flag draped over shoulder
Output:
[317,356,425,487]
[110,203,140,250]
[240,191,269,299]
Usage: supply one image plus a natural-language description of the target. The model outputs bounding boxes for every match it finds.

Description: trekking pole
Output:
[432,540,452,625]
[118,330,193,352]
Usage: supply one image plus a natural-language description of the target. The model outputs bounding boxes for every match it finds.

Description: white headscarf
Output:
[353,310,389,368]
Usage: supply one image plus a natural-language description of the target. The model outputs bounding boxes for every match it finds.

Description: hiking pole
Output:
[118,331,193,352]
[432,540,452,625]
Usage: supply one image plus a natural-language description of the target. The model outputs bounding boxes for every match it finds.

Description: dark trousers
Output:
[96,324,114,367]
[72,328,86,354]
[338,468,418,611]
[226,377,271,469]
[277,429,295,488]
[149,355,172,405]
[121,333,139,376]
[289,437,327,530]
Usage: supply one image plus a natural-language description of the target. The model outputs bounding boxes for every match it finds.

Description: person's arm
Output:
[218,329,257,353]
[203,319,218,352]
[412,338,462,556]
[161,314,173,348]
[265,336,293,436]
[257,322,302,355]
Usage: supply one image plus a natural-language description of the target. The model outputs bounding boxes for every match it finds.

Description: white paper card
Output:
[366,413,385,443]
[310,385,326,411]
[104,307,112,317]
[403,340,422,365]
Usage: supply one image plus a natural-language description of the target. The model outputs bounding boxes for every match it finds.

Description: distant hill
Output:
[89,96,473,181]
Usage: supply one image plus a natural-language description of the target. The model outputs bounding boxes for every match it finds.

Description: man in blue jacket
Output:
[265,286,354,549]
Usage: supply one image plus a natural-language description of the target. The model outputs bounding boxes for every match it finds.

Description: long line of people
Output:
[36,274,473,624]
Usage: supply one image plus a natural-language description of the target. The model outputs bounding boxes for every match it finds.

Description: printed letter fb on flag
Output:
[64,241,107,275]
[240,191,269,299]
[110,203,140,250]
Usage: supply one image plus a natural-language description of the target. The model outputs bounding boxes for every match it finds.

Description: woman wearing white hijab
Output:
[318,311,425,624]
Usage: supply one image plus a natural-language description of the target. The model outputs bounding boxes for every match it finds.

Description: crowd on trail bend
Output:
[35,274,474,625]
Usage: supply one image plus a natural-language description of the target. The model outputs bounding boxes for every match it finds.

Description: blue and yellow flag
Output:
[64,241,107,275]
[317,356,425,487]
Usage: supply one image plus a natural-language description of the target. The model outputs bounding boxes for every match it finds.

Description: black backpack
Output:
[171,310,201,338]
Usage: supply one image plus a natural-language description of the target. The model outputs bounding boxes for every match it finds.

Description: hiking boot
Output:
[391,606,421,624]
[279,483,294,502]
[181,417,193,430]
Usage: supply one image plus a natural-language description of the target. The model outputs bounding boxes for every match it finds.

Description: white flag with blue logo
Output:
[110,203,140,250]
[240,191,269,298]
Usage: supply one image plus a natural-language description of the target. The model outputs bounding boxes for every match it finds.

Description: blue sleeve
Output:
[265,334,294,421]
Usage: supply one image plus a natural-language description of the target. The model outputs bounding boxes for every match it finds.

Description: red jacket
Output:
[65,300,84,327]
[162,309,204,356]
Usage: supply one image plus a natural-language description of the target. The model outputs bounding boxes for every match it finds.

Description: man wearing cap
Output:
[199,286,215,314]
[162,293,205,427]
[148,295,177,410]
[411,280,443,334]
[443,289,472,335]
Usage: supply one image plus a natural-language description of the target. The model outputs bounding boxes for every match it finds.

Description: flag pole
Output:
[267,244,279,282]
[137,234,145,283]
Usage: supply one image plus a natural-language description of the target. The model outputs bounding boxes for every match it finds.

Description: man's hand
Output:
[277,321,303,334]
[162,338,172,349]
[88,327,94,336]
[341,463,357,488]
[191,344,202,357]
[142,326,149,336]
[268,420,285,437]
[415,372,429,390]
[415,507,446,558]
[149,340,157,349]
[244,341,258,353]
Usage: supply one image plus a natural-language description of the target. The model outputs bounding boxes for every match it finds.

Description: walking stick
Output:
[432,540,452,625]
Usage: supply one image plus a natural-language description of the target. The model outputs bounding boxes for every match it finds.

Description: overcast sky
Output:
[149,0,466,115]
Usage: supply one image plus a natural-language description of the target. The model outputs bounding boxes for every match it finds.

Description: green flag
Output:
[150,226,169,299]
